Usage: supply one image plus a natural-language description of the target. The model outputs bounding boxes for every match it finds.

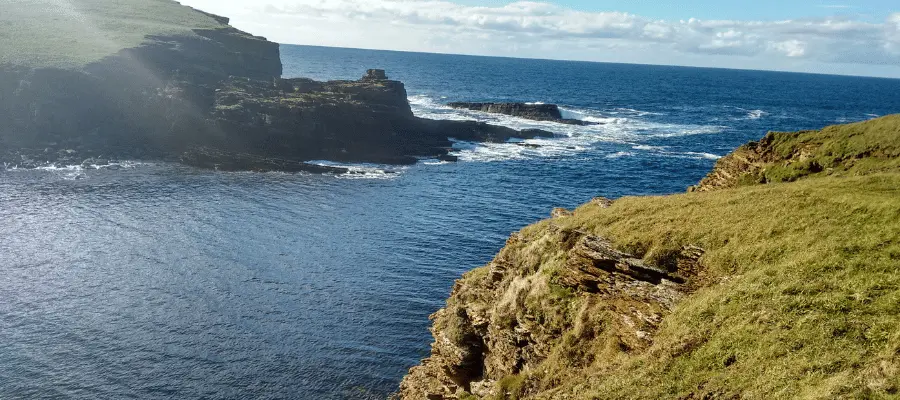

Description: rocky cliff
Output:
[398,115,900,399]
[0,1,547,171]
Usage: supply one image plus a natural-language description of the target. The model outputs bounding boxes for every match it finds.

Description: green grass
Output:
[708,114,900,189]
[562,173,900,399]
[441,116,900,399]
[0,0,225,69]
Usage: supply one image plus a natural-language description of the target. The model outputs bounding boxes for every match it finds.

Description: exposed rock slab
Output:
[447,102,598,126]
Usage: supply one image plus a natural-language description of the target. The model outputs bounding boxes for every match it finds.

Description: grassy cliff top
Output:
[555,116,900,397]
[409,115,900,399]
[694,114,900,191]
[0,0,228,69]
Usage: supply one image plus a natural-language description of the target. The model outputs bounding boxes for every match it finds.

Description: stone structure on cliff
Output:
[0,1,550,172]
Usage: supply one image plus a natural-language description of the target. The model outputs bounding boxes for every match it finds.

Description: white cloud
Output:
[887,13,900,54]
[770,40,807,57]
[182,0,900,76]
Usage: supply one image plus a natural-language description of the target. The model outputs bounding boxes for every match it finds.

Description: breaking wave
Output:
[308,161,407,180]
[408,94,727,163]
[2,161,149,180]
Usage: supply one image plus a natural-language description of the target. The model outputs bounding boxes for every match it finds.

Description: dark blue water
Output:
[2,45,899,399]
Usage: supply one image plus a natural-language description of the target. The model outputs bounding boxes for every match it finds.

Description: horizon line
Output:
[277,42,900,81]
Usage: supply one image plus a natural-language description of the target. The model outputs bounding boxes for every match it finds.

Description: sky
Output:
[180,0,900,78]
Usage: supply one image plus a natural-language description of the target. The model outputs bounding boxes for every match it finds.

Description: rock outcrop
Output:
[447,102,598,126]
[398,212,704,399]
[0,2,550,171]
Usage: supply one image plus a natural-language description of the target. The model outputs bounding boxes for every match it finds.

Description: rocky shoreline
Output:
[0,6,550,173]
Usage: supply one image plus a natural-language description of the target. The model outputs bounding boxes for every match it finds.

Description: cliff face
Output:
[0,1,283,166]
[0,1,547,171]
[400,210,704,399]
[399,116,900,399]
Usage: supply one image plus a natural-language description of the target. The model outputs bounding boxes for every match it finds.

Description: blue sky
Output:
[182,0,900,78]
[456,0,895,21]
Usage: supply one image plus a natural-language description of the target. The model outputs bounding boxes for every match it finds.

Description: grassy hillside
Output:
[694,114,900,191]
[401,115,900,399]
[0,0,224,68]
[556,174,900,398]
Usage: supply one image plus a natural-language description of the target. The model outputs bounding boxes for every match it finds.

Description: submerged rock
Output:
[447,102,599,126]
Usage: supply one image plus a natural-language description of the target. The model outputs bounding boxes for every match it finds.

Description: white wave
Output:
[605,151,635,159]
[524,101,546,105]
[628,144,721,161]
[408,94,726,163]
[683,151,722,160]
[450,137,591,163]
[725,106,767,120]
[558,107,583,121]
[632,144,667,151]
[308,160,406,179]
[610,107,664,116]
[746,109,767,120]
[422,160,452,166]
[2,160,147,180]
[30,160,145,171]
[645,125,726,138]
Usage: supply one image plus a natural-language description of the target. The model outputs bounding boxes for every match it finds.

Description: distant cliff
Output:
[398,115,900,399]
[0,0,547,172]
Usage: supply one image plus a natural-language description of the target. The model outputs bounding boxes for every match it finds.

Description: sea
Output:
[2,45,899,399]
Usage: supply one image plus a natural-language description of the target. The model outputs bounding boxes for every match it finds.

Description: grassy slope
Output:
[756,114,900,180]
[565,174,900,399]
[452,115,900,399]
[0,0,223,69]
[695,115,900,191]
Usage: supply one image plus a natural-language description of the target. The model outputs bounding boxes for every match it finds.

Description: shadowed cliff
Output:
[0,0,548,172]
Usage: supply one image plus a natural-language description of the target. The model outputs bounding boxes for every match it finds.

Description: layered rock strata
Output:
[398,204,703,399]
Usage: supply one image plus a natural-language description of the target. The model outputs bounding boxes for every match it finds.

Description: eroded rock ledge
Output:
[397,201,704,399]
